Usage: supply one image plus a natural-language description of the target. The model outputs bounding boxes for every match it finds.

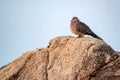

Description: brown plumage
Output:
[70,17,103,40]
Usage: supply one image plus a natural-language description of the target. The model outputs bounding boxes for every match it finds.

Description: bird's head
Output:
[71,16,79,22]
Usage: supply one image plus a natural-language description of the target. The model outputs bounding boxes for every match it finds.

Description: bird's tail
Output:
[91,33,103,40]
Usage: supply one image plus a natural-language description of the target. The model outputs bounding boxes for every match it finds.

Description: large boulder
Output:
[0,36,120,80]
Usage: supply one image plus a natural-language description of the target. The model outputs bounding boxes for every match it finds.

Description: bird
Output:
[70,17,103,40]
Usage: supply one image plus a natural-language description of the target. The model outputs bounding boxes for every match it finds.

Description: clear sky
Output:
[0,0,120,67]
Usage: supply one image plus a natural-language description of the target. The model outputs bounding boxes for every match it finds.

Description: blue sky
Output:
[0,0,120,67]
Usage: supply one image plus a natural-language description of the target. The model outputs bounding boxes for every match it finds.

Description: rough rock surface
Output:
[0,36,120,80]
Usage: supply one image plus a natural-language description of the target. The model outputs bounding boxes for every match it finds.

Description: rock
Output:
[0,36,120,80]
[0,49,49,80]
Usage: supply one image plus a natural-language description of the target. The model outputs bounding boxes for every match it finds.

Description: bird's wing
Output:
[76,21,103,40]
[76,21,93,35]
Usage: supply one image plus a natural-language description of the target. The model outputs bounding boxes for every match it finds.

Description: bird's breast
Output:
[70,23,84,36]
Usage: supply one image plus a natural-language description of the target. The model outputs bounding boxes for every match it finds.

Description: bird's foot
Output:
[77,36,82,38]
